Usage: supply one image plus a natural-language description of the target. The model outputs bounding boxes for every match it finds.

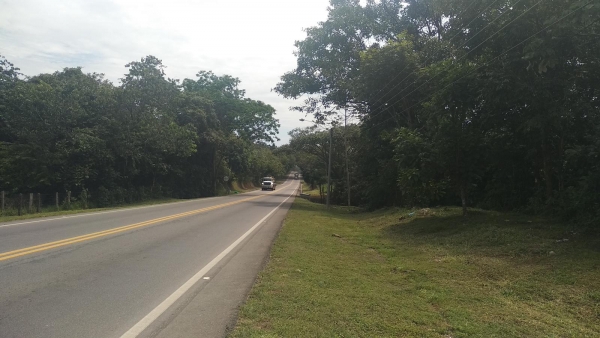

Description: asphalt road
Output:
[0,178,299,338]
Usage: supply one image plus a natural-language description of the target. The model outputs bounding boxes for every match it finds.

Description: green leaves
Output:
[183,71,279,145]
[0,55,286,201]
[277,0,600,221]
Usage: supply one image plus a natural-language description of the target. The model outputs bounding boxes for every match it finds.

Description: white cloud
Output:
[0,0,329,144]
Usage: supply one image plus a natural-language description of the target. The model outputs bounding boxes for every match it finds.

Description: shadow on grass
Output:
[387,211,496,238]
[379,210,600,262]
[293,200,600,256]
[297,197,600,259]
[290,199,366,218]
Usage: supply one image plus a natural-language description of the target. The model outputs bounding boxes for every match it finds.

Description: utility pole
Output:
[344,106,351,206]
[327,128,333,208]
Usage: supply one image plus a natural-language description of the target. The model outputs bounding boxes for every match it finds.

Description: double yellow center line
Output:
[0,192,270,262]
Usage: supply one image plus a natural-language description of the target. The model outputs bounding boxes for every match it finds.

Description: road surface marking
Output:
[120,186,296,338]
[0,197,229,228]
[1,181,292,228]
[0,190,284,262]
[0,188,274,228]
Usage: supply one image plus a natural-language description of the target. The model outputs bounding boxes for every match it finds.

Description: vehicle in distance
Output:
[261,177,276,191]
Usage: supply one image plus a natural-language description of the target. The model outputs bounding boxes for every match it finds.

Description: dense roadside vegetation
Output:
[231,196,600,337]
[0,55,290,209]
[280,0,600,223]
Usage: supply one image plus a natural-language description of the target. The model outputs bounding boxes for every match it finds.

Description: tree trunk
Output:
[542,139,553,200]
[319,184,324,204]
[460,184,468,216]
[150,175,155,195]
[558,133,564,193]
[212,147,218,196]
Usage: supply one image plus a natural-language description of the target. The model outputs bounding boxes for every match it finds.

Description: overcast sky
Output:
[0,0,331,145]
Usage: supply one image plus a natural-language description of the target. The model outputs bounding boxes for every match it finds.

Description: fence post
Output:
[82,189,88,209]
[29,193,33,213]
[56,192,59,211]
[37,193,41,213]
[67,191,71,209]
[19,193,23,216]
[1,191,4,215]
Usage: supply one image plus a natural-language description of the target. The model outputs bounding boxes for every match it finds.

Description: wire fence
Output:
[1,192,62,217]
[0,186,169,217]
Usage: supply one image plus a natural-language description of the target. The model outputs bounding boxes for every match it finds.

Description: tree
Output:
[0,55,285,203]
[279,0,600,222]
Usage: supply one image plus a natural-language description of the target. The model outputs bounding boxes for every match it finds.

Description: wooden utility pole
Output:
[327,128,333,208]
[29,193,33,213]
[344,106,351,206]
[1,191,4,215]
[56,192,59,211]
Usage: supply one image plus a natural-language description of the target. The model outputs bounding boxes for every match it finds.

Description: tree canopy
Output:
[280,0,600,221]
[0,55,285,204]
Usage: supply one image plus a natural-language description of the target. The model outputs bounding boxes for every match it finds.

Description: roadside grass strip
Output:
[231,198,600,337]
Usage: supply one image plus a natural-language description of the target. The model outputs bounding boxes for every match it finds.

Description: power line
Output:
[368,0,513,108]
[445,0,503,42]
[366,0,543,122]
[361,0,593,134]
[367,0,482,105]
[369,0,536,119]
[364,0,522,125]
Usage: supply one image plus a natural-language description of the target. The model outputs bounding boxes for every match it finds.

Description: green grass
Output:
[230,181,259,194]
[231,199,600,337]
[217,180,263,195]
[0,198,182,223]
[300,181,326,204]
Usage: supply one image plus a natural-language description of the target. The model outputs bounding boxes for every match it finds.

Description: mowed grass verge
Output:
[231,198,600,337]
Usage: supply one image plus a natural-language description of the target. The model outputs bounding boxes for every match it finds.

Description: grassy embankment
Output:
[231,186,600,337]
[229,181,258,194]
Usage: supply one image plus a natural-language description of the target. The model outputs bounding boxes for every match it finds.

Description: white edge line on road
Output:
[0,181,293,228]
[119,184,298,338]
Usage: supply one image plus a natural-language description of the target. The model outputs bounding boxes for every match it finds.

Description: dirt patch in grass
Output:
[230,199,600,337]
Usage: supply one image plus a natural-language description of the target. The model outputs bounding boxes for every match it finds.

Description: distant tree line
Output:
[0,55,289,207]
[279,0,600,222]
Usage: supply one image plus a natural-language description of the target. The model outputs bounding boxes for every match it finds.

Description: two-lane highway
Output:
[0,179,299,337]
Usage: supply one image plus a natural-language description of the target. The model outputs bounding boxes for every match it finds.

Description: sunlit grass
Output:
[231,199,600,337]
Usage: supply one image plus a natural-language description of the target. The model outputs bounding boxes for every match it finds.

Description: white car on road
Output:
[261,178,276,191]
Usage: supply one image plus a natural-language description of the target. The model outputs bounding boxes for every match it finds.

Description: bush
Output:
[96,186,112,207]
[112,187,126,205]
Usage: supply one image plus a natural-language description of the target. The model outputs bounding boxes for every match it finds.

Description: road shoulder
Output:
[146,194,295,338]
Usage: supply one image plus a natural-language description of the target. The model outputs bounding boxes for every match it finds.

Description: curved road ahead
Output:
[0,178,299,338]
